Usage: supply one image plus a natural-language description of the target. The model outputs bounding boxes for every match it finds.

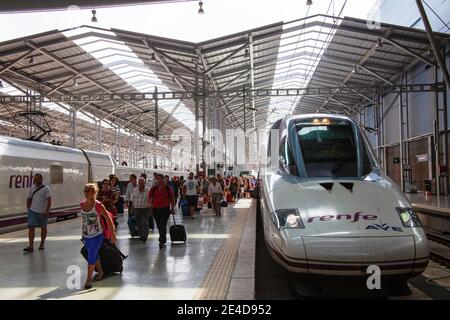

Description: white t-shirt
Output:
[183,179,199,196]
[28,185,52,213]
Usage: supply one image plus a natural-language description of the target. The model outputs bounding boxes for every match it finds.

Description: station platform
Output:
[404,193,450,235]
[0,199,256,300]
[406,193,450,211]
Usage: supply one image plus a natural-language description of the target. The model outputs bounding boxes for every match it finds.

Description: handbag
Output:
[197,197,204,209]
[207,201,212,209]
[220,199,228,208]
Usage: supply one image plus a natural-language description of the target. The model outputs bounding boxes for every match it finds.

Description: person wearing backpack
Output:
[23,173,52,253]
[149,174,175,249]
[80,183,117,289]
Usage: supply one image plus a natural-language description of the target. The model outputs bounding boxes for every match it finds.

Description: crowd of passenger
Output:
[22,171,257,289]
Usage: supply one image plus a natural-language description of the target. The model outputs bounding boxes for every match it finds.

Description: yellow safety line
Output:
[193,200,253,300]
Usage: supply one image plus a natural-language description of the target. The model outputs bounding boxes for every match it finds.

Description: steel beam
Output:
[382,37,436,67]
[46,75,78,96]
[415,0,450,92]
[0,83,443,104]
[204,43,248,75]
[143,39,190,92]
[357,65,395,86]
[0,49,37,76]
[25,40,173,133]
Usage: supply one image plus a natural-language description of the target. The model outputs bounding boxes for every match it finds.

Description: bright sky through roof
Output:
[0,0,378,129]
[0,0,377,42]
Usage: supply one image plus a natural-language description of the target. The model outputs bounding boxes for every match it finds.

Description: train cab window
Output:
[296,120,359,178]
[50,163,63,184]
[279,138,298,176]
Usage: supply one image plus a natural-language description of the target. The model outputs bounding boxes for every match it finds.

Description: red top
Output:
[149,184,174,209]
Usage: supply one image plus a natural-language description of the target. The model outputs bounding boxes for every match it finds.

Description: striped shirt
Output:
[130,186,150,208]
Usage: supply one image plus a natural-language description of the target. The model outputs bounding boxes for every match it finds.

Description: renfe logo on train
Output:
[9,171,34,189]
[307,212,378,223]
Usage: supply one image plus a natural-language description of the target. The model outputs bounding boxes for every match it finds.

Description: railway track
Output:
[411,206,450,268]
[426,232,450,267]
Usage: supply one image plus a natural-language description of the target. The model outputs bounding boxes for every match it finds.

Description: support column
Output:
[95,119,101,152]
[118,127,122,165]
[202,72,207,174]
[154,86,159,140]
[435,67,441,196]
[70,106,77,148]
[415,0,450,92]
[243,85,247,168]
[442,46,449,195]
[194,69,200,174]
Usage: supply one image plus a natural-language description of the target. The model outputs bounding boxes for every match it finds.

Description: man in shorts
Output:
[23,173,52,252]
[182,172,200,219]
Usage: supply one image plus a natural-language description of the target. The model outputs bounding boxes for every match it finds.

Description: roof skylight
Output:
[63,27,198,132]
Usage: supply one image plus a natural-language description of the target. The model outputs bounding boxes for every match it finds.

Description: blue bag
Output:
[180,198,190,217]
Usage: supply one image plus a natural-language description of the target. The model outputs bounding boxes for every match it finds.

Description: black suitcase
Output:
[169,214,187,243]
[81,239,127,273]
[127,215,139,237]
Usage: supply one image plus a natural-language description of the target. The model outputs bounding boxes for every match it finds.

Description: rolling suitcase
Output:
[180,198,189,217]
[80,239,127,273]
[169,214,187,243]
[127,215,139,237]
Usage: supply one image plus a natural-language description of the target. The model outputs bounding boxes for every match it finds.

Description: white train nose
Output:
[298,236,423,276]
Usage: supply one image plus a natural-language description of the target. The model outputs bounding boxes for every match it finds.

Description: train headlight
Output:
[271,209,305,230]
[396,207,422,228]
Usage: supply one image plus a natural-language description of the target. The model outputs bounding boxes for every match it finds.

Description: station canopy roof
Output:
[0,14,449,150]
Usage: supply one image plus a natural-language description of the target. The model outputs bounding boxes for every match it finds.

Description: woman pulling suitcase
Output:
[80,183,117,289]
[148,174,176,249]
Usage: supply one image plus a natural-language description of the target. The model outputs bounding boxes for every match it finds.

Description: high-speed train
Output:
[259,114,429,278]
[0,135,181,231]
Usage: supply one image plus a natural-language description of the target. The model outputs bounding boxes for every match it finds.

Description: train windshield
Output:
[295,119,373,178]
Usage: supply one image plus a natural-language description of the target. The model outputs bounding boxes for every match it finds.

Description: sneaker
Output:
[159,242,165,249]
[23,247,33,253]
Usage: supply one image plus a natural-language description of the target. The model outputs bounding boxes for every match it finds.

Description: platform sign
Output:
[416,154,428,162]
[208,169,216,177]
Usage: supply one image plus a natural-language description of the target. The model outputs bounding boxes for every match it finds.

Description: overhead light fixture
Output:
[74,78,79,87]
[306,0,313,5]
[244,48,250,58]
[91,9,98,23]
[28,56,35,64]
[0,80,3,88]
[151,52,156,61]
[198,1,204,15]
[171,76,175,83]
[352,65,358,73]
[376,38,383,48]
